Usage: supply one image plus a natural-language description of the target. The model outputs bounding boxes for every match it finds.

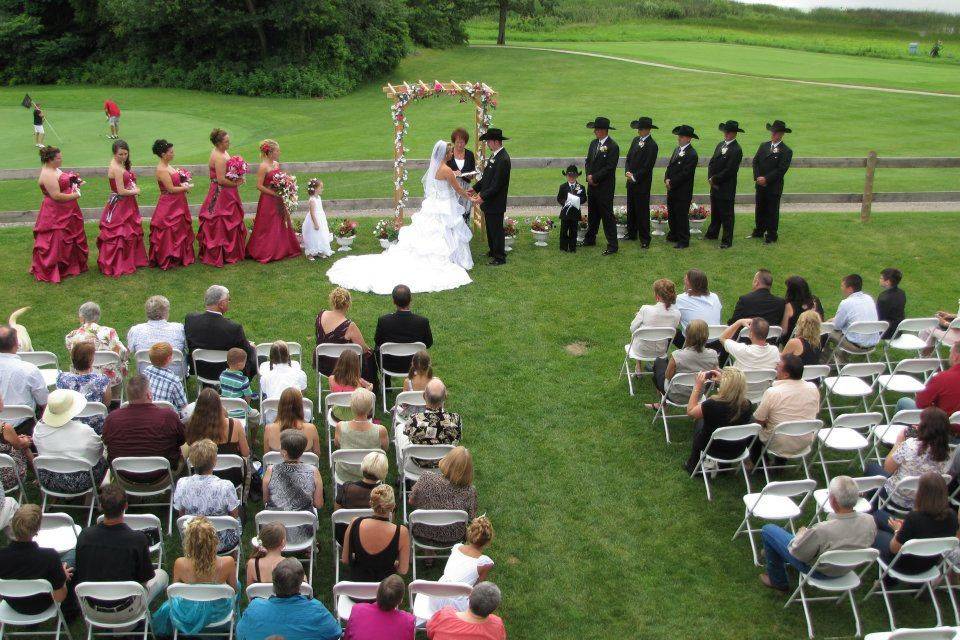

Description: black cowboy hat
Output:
[586,116,615,130]
[562,164,582,176]
[766,120,792,133]
[478,128,509,141]
[630,116,658,130]
[671,124,699,140]
[719,120,745,133]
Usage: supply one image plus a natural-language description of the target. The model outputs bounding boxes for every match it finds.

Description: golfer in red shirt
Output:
[104,99,121,139]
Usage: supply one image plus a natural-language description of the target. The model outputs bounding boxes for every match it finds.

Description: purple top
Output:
[343,602,416,640]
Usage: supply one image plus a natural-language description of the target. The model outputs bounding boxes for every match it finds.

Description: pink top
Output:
[343,603,415,640]
[330,381,358,393]
[426,607,506,640]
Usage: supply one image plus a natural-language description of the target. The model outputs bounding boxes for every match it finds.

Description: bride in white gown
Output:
[327,140,474,294]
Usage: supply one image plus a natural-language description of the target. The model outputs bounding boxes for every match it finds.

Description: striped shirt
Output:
[143,365,187,412]
[218,369,252,419]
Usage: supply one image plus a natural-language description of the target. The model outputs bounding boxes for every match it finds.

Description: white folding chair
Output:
[408,509,469,580]
[651,372,701,444]
[33,455,99,526]
[808,475,885,526]
[244,582,312,601]
[401,445,456,521]
[754,419,820,482]
[331,508,374,583]
[936,318,960,368]
[191,349,229,394]
[391,391,426,437]
[253,511,318,584]
[212,454,246,501]
[873,359,941,422]
[75,581,150,640]
[0,404,35,426]
[865,630,959,640]
[884,318,940,369]
[332,581,380,623]
[36,512,81,556]
[744,369,777,404]
[261,451,320,469]
[100,513,164,569]
[165,583,236,640]
[620,327,676,396]
[876,475,952,518]
[0,578,74,640]
[135,348,187,380]
[109,457,175,533]
[785,548,879,639]
[706,324,729,343]
[869,410,922,464]
[738,325,783,343]
[315,344,363,394]
[93,351,124,402]
[689,423,760,502]
[331,448,386,487]
[18,351,60,389]
[76,401,108,424]
[323,392,354,460]
[0,453,26,502]
[255,341,303,367]
[378,342,427,412]
[177,515,242,580]
[259,397,314,427]
[831,320,889,370]
[823,362,886,421]
[408,580,473,625]
[734,479,817,566]
[864,537,960,630]
[219,397,250,425]
[816,412,882,482]
[802,365,830,383]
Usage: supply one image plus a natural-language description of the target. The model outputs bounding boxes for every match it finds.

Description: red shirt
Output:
[916,363,960,421]
[102,402,185,479]
[104,100,120,116]
[426,607,506,640]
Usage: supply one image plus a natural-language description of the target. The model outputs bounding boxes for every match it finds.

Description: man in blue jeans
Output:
[760,475,877,591]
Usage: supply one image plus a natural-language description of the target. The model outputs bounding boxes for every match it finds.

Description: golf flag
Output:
[21,94,33,108]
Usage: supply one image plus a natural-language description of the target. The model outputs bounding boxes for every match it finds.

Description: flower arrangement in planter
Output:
[530,216,554,247]
[688,203,710,234]
[334,218,358,252]
[650,204,669,236]
[503,216,518,251]
[374,218,401,249]
[614,205,628,239]
[577,213,588,243]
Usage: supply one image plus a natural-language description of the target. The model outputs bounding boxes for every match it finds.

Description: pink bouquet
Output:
[177,168,193,184]
[269,171,299,213]
[125,171,137,190]
[64,172,85,188]
[225,156,248,181]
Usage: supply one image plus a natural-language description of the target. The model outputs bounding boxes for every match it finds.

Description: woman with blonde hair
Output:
[649,318,719,410]
[246,522,291,587]
[629,278,682,370]
[683,368,754,474]
[152,516,237,636]
[334,388,388,484]
[315,287,377,383]
[264,387,321,456]
[410,446,478,546]
[427,515,495,615]
[342,484,410,582]
[246,138,301,263]
[781,309,823,366]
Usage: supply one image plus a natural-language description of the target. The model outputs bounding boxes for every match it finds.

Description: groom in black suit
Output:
[471,128,512,266]
[584,116,620,255]
[704,119,744,249]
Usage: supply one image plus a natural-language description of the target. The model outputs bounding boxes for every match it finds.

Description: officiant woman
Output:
[446,128,476,221]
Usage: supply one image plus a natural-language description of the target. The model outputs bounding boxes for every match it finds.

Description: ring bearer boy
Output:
[557,164,586,252]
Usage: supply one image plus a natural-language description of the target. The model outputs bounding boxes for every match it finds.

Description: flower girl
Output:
[303,178,333,260]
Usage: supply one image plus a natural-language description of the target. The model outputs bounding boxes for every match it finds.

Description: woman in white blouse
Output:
[32,389,107,494]
[675,268,722,337]
[427,515,495,615]
[629,278,681,369]
[258,341,307,400]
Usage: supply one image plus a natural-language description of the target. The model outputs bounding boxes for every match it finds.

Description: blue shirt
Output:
[236,595,341,640]
[834,291,880,347]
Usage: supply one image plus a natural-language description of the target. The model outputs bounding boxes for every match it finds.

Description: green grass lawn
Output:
[3,211,960,639]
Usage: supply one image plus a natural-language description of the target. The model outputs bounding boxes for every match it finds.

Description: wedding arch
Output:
[382,80,498,228]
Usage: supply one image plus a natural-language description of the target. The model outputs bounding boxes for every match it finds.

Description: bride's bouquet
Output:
[269,171,299,213]
[225,156,248,181]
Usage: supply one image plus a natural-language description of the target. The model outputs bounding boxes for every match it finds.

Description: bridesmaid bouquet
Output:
[269,171,299,213]
[64,171,84,188]
[177,168,193,185]
[225,156,249,181]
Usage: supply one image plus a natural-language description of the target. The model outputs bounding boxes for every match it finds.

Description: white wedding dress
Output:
[327,141,473,294]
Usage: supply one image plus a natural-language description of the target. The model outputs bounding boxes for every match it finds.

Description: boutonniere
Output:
[638,141,645,148]
[488,158,495,166]
[599,145,608,153]
[772,146,779,154]
[720,147,727,155]
[678,150,685,158]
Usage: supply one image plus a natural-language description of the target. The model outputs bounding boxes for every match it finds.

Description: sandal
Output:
[644,402,661,411]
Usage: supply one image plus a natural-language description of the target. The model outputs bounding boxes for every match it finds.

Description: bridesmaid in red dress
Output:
[245,139,301,263]
[149,139,195,270]
[31,146,89,283]
[97,139,148,277]
[197,128,247,266]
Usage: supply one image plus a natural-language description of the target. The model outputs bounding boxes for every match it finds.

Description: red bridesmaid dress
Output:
[97,170,148,278]
[197,165,247,267]
[31,173,89,283]
[149,170,195,270]
[245,168,301,263]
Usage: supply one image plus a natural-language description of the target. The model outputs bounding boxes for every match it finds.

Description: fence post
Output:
[861,151,878,222]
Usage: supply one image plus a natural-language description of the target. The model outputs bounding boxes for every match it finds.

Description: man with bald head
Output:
[402,378,462,467]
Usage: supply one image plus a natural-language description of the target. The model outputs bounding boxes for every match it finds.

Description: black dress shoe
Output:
[488,258,506,266]
[602,248,618,255]
[746,233,763,239]
[703,234,718,240]
[666,235,677,242]
[640,243,650,249]
[719,243,732,249]
[674,243,689,249]
[581,241,596,247]
[764,237,777,244]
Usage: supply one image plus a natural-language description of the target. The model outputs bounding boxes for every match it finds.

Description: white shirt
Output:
[597,136,609,147]
[677,143,690,154]
[258,361,307,400]
[426,544,495,615]
[675,292,723,329]
[834,291,881,346]
[723,339,780,371]
[33,419,104,467]
[0,353,48,426]
[127,319,187,375]
[629,302,681,358]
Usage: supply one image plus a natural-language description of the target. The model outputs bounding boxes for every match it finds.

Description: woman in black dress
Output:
[447,128,476,220]
[684,368,754,473]
[781,310,824,366]
[781,275,824,338]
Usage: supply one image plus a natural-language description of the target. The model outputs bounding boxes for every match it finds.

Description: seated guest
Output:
[650,319,719,410]
[173,439,241,552]
[401,378,462,464]
[264,387,322,457]
[315,286,377,383]
[427,582,506,640]
[342,574,415,640]
[335,388,389,484]
[897,343,960,428]
[0,395,33,495]
[425,516,495,617]
[410,446,478,547]
[342,484,410,581]
[780,310,823,366]
[404,350,434,392]
[873,472,958,570]
[0,495,18,533]
[186,388,250,488]
[0,323,49,434]
[184,284,257,381]
[867,407,952,524]
[127,295,187,376]
[729,269,785,327]
[375,284,434,376]
[921,309,960,356]
[877,268,906,340]
[336,451,389,510]
[263,430,324,545]
[245,522,287,587]
[759,476,876,593]
[675,269,722,338]
[328,350,373,421]
[684,368,754,473]
[56,341,111,433]
[33,389,108,494]
[102,375,186,485]
[237,558,341,640]
[152,516,237,637]
[828,274,881,356]
[74,484,168,619]
[0,504,71,616]
[720,318,780,371]
[219,348,257,422]
[628,278,681,369]
[143,342,187,413]
[751,354,819,461]
[64,301,128,389]
[258,340,307,401]
[780,275,824,338]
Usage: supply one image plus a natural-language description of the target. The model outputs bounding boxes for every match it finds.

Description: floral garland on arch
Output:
[387,81,498,220]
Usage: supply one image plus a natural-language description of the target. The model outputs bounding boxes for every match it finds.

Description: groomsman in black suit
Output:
[704,120,744,249]
[664,124,699,249]
[750,120,793,244]
[624,116,659,248]
[471,128,512,266]
[583,116,620,255]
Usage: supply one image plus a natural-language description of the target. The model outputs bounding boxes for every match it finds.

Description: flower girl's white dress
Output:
[303,194,333,258]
